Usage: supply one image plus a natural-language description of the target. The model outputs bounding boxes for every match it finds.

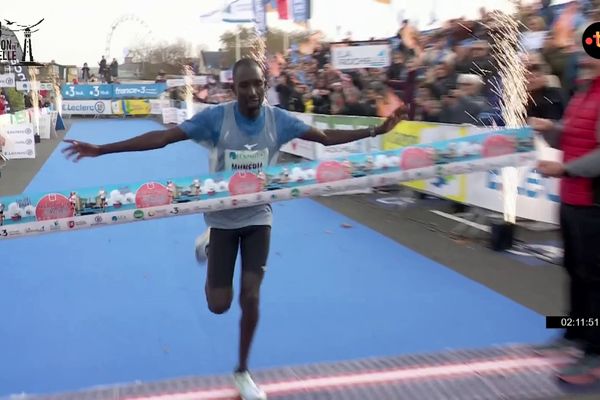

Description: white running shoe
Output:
[233,371,267,400]
[194,228,210,264]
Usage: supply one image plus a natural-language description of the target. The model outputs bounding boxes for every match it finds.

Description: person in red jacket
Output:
[531,51,600,385]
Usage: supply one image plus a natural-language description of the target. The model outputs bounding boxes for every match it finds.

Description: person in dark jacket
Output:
[110,58,119,78]
[526,62,566,120]
[98,56,107,79]
[81,63,91,82]
[532,51,600,386]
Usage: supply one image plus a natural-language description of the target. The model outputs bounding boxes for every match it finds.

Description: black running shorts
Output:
[207,225,271,289]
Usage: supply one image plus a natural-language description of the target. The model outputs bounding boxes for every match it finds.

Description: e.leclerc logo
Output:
[582,22,600,59]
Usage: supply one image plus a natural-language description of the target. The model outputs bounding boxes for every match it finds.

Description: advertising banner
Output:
[61,84,114,100]
[50,111,58,135]
[1,123,35,160]
[382,121,469,202]
[150,100,170,115]
[10,110,30,125]
[220,70,233,83]
[253,0,267,35]
[36,114,52,139]
[291,0,309,22]
[61,83,167,100]
[0,114,11,127]
[313,114,381,159]
[112,100,152,115]
[161,107,179,124]
[280,113,381,159]
[112,83,167,99]
[61,100,112,115]
[176,109,188,124]
[0,73,15,88]
[464,127,561,224]
[331,42,391,70]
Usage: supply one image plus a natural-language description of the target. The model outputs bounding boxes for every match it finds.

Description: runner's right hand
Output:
[62,139,102,162]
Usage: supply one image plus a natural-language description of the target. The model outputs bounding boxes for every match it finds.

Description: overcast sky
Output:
[1,0,558,67]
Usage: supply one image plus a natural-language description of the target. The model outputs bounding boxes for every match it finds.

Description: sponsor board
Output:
[61,100,112,115]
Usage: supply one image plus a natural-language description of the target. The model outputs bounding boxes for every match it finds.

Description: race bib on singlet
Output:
[225,148,269,172]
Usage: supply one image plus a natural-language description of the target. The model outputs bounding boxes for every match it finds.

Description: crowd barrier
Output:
[105,101,564,225]
[280,118,561,225]
[61,99,169,117]
[2,97,562,225]
[0,127,535,240]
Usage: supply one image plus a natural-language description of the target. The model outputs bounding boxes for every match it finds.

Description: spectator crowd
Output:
[186,0,600,128]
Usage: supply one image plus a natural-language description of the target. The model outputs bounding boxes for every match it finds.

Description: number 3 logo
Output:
[1,229,7,237]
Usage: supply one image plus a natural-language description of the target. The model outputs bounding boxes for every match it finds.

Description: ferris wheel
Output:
[104,14,154,60]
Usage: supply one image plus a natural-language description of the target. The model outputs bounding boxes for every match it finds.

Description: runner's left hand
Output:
[376,106,407,135]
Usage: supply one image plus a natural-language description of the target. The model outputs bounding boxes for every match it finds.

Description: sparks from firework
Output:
[484,9,532,225]
[28,67,41,138]
[183,64,195,120]
[50,71,62,122]
[248,25,268,81]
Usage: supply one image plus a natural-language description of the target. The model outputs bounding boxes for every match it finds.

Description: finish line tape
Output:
[0,127,535,240]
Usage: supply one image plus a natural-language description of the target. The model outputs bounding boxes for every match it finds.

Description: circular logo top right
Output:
[582,23,600,59]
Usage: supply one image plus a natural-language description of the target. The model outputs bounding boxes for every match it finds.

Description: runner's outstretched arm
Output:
[300,107,405,146]
[62,127,188,162]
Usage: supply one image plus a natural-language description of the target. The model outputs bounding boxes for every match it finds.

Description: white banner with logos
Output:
[16,81,31,91]
[386,124,560,225]
[282,138,317,159]
[36,114,52,139]
[0,114,11,127]
[50,111,58,136]
[176,109,187,124]
[61,100,113,115]
[13,81,52,91]
[463,126,561,225]
[150,99,169,115]
[0,73,16,88]
[161,107,179,124]
[166,76,208,88]
[280,113,381,160]
[166,79,185,88]
[331,44,391,70]
[220,70,233,83]
[1,123,36,159]
[279,117,560,225]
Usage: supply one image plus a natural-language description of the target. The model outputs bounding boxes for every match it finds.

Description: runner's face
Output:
[234,64,266,117]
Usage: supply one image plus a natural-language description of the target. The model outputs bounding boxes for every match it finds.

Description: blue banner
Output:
[253,0,268,35]
[61,83,167,100]
[61,84,113,100]
[291,0,308,22]
[112,83,167,99]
